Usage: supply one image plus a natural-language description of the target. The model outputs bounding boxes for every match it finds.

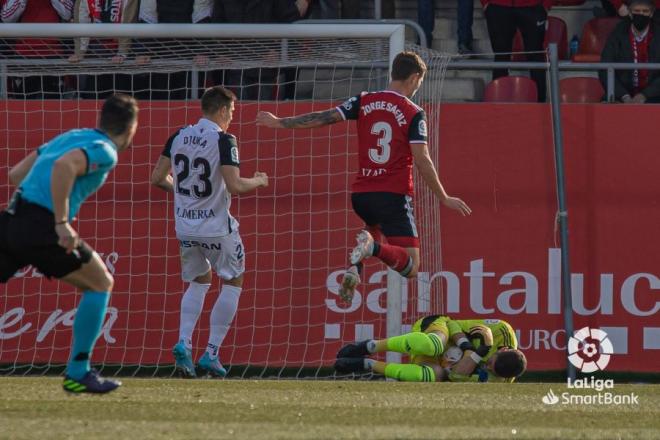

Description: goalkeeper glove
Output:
[458,339,475,352]
[476,344,491,357]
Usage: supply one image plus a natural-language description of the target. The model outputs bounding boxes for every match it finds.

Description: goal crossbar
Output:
[0,23,404,71]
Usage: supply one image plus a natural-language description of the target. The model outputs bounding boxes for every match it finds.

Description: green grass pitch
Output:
[0,377,659,440]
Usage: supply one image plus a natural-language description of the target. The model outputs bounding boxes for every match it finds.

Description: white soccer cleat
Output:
[338,265,361,303]
[349,230,375,265]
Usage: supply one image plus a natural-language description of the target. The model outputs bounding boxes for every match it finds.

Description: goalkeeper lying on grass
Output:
[334,315,527,383]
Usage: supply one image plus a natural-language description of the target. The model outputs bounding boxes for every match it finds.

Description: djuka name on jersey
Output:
[182,135,208,148]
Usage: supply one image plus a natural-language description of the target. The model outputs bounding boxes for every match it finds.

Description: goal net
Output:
[0,24,452,378]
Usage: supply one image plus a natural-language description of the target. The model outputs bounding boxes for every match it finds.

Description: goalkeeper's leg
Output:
[370,360,442,382]
[334,357,442,382]
[338,330,447,359]
[384,331,446,357]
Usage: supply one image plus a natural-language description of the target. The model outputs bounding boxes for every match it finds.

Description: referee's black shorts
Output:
[351,192,419,248]
[0,196,93,283]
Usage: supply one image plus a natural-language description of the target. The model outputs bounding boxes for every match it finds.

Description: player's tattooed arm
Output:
[281,109,342,128]
[256,109,342,129]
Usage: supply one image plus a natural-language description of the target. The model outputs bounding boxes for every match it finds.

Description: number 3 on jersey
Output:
[174,153,213,198]
[369,121,392,164]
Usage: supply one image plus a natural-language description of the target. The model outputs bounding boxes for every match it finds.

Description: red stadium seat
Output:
[512,16,568,61]
[559,77,605,103]
[483,76,539,102]
[573,17,619,62]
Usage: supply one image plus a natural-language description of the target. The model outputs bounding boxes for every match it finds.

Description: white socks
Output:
[179,281,211,348]
[206,285,242,359]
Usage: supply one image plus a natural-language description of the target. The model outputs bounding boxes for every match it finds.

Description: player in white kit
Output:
[151,86,268,377]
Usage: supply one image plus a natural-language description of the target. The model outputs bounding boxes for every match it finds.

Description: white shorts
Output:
[177,232,245,282]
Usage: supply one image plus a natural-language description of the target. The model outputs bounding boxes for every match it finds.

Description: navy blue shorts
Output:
[351,192,419,248]
[0,196,93,282]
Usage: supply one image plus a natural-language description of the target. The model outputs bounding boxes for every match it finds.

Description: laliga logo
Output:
[567,327,613,373]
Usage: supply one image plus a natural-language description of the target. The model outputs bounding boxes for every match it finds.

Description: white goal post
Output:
[0,23,452,377]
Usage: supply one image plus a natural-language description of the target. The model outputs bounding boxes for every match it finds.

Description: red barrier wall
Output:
[0,101,658,372]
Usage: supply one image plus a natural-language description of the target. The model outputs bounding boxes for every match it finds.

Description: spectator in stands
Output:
[610,0,660,17]
[211,0,310,100]
[1,0,73,99]
[594,0,618,17]
[69,0,139,64]
[595,0,660,21]
[483,0,550,101]
[600,0,660,102]
[135,0,213,100]
[418,0,473,53]
[341,0,394,19]
[310,0,338,18]
[139,0,212,24]
[69,0,139,98]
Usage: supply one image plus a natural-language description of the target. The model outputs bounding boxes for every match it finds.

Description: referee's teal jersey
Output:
[20,129,118,220]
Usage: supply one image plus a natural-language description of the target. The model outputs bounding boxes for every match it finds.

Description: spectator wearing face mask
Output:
[600,0,660,103]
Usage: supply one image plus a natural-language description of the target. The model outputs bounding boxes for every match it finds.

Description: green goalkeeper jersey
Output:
[448,318,518,362]
[411,316,517,363]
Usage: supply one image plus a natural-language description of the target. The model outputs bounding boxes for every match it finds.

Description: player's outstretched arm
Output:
[256,109,343,129]
[51,149,87,253]
[410,143,472,216]
[8,151,37,186]
[151,155,174,193]
[220,166,268,195]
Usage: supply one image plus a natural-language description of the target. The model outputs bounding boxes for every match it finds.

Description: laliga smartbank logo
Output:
[542,327,639,406]
[568,327,613,373]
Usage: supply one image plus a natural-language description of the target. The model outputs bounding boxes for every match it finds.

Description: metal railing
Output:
[446,58,660,102]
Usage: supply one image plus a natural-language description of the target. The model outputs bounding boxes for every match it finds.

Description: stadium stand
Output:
[0,1,627,102]
[483,75,539,102]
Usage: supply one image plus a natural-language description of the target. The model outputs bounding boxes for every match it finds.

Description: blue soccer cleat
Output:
[173,341,197,378]
[197,352,227,378]
[62,369,121,394]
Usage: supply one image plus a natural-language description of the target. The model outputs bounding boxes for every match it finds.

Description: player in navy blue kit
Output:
[0,94,138,393]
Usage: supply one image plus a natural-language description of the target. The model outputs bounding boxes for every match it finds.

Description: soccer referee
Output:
[0,94,138,394]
